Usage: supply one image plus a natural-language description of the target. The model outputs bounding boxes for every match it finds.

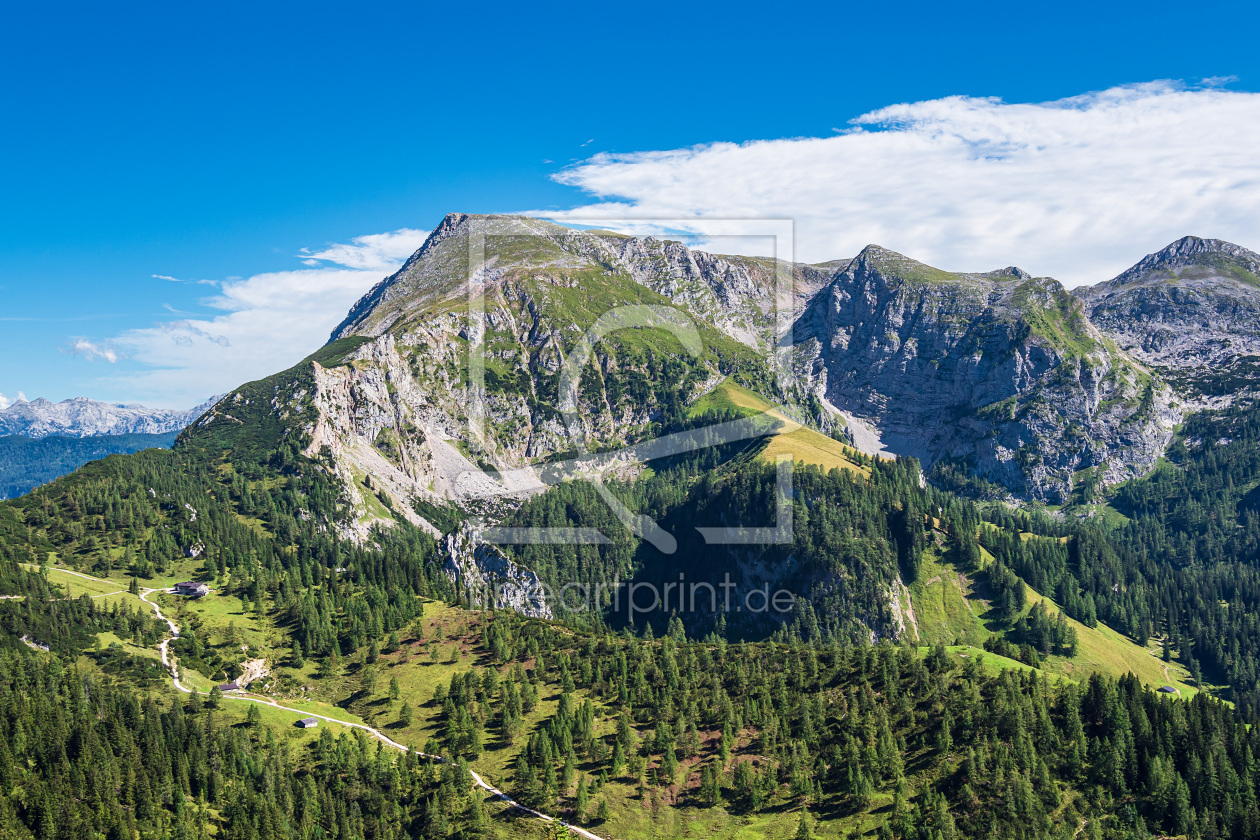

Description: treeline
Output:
[979,401,1260,713]
[1097,401,1260,709]
[980,527,1099,627]
[0,419,456,663]
[916,399,1260,712]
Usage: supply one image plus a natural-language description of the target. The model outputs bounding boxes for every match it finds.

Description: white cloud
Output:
[70,338,119,363]
[0,392,26,409]
[539,81,1260,287]
[86,228,429,407]
[153,274,221,286]
[298,228,430,272]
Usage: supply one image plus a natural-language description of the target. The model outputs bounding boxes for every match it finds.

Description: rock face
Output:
[190,215,840,544]
[442,523,552,618]
[0,395,221,439]
[790,246,1176,502]
[260,215,836,539]
[1075,237,1260,404]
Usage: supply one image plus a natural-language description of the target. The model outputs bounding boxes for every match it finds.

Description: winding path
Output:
[121,580,606,840]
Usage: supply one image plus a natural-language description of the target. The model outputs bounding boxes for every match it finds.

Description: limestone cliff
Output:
[790,246,1176,502]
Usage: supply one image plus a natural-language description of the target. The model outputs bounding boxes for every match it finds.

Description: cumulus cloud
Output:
[85,229,429,407]
[539,81,1260,287]
[70,338,119,363]
[298,228,429,272]
[0,392,23,410]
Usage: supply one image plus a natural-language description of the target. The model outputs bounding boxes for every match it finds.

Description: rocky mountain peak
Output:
[980,266,1034,281]
[1094,236,1260,292]
[1148,235,1255,264]
[792,244,1169,502]
[330,214,600,341]
[302,217,1248,507]
[846,247,1040,289]
[1076,236,1260,403]
[838,245,967,288]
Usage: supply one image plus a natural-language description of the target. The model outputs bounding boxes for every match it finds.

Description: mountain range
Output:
[0,395,221,499]
[5,215,1260,840]
[0,394,220,438]
[196,217,1259,529]
[170,215,1260,635]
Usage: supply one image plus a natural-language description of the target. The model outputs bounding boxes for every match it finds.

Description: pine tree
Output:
[795,808,814,839]
[469,791,488,838]
[610,742,626,777]
[575,776,590,823]
[733,761,757,811]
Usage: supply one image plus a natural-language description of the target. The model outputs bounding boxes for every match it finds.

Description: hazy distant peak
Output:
[0,395,222,439]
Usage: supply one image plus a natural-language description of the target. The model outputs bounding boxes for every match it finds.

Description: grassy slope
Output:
[904,546,989,648]
[1020,584,1198,697]
[905,536,1199,697]
[691,380,868,475]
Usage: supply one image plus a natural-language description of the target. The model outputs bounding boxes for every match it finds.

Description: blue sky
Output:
[3,0,1259,407]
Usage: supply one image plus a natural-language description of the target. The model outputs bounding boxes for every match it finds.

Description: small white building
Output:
[297,718,319,729]
[174,581,209,598]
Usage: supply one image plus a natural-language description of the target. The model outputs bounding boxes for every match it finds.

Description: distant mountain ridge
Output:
[0,395,221,439]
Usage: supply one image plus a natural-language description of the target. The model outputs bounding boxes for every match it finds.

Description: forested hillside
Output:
[1097,398,1260,714]
[4,549,1260,840]
[0,641,492,840]
[5,393,1260,838]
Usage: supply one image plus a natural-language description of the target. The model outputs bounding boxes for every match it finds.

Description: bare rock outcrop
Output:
[1076,236,1260,405]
